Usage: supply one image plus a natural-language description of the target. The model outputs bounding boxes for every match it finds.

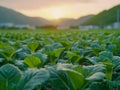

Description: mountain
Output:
[83,4,120,27]
[0,6,51,26]
[0,6,94,27]
[52,15,94,26]
[52,18,76,26]
[75,15,94,26]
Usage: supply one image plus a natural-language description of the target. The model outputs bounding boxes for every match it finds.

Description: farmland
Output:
[0,29,120,90]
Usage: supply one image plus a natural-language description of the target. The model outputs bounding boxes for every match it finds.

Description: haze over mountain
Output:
[83,4,120,27]
[1,0,119,20]
[0,6,95,27]
[52,15,94,26]
[75,15,95,26]
[0,6,51,26]
[0,4,120,27]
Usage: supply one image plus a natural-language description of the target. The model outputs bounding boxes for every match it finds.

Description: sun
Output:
[53,14,60,19]
[51,8,63,19]
[52,11,61,19]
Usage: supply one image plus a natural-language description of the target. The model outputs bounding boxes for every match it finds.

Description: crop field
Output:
[1,29,120,90]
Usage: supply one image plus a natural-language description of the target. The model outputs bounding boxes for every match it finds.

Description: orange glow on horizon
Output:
[20,6,76,20]
[50,8,63,19]
[1,0,120,20]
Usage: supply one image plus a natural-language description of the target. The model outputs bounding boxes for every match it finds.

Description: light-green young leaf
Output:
[24,56,41,68]
[27,42,39,53]
[0,46,15,61]
[62,68,85,90]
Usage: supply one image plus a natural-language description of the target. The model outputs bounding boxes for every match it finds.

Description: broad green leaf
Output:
[17,69,49,90]
[0,64,21,90]
[67,51,76,59]
[61,68,85,90]
[0,46,15,61]
[113,56,120,72]
[24,56,41,68]
[0,58,5,63]
[52,43,63,49]
[83,64,105,77]
[90,42,101,49]
[43,38,54,45]
[71,47,84,56]
[0,42,9,48]
[41,45,54,53]
[112,56,120,66]
[32,53,48,65]
[67,51,81,64]
[87,56,99,64]
[27,42,39,53]
[99,51,113,61]
[86,72,105,81]
[103,61,114,81]
[47,65,73,90]
[60,41,71,49]
[106,43,116,52]
[90,42,101,56]
[54,48,64,57]
[71,55,81,64]
[43,48,64,64]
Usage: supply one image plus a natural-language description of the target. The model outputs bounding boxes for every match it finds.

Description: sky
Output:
[0,0,120,20]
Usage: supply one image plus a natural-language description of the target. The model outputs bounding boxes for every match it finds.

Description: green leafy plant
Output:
[0,64,21,90]
[27,41,39,53]
[0,46,15,61]
[0,64,50,90]
[24,56,41,68]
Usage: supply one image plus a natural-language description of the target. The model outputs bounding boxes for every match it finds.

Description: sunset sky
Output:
[0,0,120,20]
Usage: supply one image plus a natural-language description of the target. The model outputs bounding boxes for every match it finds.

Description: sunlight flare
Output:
[51,8,63,19]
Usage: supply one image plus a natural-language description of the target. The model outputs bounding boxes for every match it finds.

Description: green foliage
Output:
[0,30,120,90]
[0,64,21,90]
[0,64,50,90]
[83,5,120,27]
[64,69,84,90]
[17,69,50,90]
[86,72,105,81]
[67,51,81,64]
[0,46,15,61]
[27,41,39,53]
[24,56,41,68]
[32,53,48,66]
[104,61,114,81]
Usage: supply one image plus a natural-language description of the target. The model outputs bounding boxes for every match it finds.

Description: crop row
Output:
[0,31,120,90]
